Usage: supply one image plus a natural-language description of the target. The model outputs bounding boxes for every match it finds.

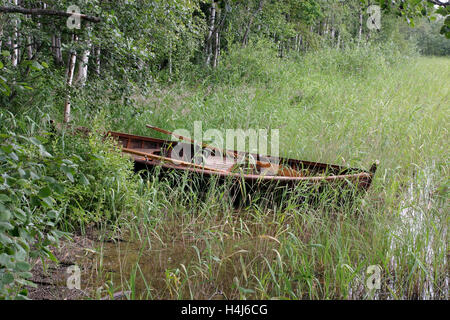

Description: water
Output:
[93,165,448,299]
[387,165,448,299]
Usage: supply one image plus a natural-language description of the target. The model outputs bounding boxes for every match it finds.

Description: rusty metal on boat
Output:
[107,127,378,194]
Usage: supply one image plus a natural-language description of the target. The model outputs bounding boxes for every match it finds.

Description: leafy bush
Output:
[0,112,76,299]
[0,110,139,299]
[52,123,139,230]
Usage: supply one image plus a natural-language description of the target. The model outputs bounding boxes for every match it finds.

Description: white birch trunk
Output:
[11,0,19,67]
[26,36,32,59]
[64,35,78,123]
[212,9,220,68]
[75,41,91,86]
[205,1,216,66]
[95,46,101,76]
[358,9,363,47]
[168,39,172,77]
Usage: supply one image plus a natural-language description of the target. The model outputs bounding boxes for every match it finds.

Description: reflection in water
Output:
[388,165,448,300]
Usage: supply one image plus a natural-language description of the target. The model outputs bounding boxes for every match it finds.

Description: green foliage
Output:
[373,0,450,38]
[52,121,139,230]
[406,18,450,55]
[0,54,50,107]
[0,107,140,298]
[0,112,72,299]
[211,39,283,85]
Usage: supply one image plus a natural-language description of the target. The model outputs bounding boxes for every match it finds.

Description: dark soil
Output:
[27,231,99,300]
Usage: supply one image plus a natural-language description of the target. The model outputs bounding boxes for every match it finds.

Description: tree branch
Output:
[0,6,101,23]
[427,0,449,7]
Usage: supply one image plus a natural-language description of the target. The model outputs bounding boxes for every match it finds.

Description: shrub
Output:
[49,119,139,231]
[0,110,139,299]
[0,111,75,299]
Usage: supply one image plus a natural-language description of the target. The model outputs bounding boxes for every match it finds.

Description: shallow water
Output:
[386,165,448,299]
[92,166,448,300]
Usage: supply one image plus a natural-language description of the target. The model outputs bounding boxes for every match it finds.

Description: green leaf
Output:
[29,137,42,146]
[13,208,27,222]
[42,248,59,263]
[61,165,75,182]
[39,145,52,158]
[31,61,44,71]
[66,172,74,182]
[0,207,11,221]
[0,232,12,245]
[18,168,26,178]
[80,174,90,186]
[0,253,12,266]
[9,152,19,161]
[47,210,59,220]
[50,182,65,194]
[38,186,52,199]
[29,170,40,180]
[436,7,448,16]
[1,145,13,154]
[1,272,14,285]
[41,196,54,207]
[0,221,13,231]
[15,261,31,272]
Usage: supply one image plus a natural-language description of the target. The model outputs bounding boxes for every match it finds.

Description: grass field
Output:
[75,49,449,300]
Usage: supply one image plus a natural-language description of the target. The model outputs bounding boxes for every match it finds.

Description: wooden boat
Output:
[107,126,378,200]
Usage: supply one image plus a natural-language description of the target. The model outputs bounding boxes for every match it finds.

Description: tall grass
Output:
[67,42,449,300]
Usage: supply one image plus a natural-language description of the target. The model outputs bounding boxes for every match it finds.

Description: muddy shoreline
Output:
[27,227,106,300]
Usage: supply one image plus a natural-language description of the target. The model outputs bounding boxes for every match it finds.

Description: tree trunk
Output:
[0,20,3,51]
[75,39,91,86]
[52,34,63,65]
[212,8,220,68]
[51,34,55,56]
[168,38,172,77]
[11,0,19,67]
[64,34,78,123]
[95,46,101,76]
[205,1,216,66]
[26,36,33,59]
[242,0,264,46]
[35,2,46,51]
[358,9,363,47]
